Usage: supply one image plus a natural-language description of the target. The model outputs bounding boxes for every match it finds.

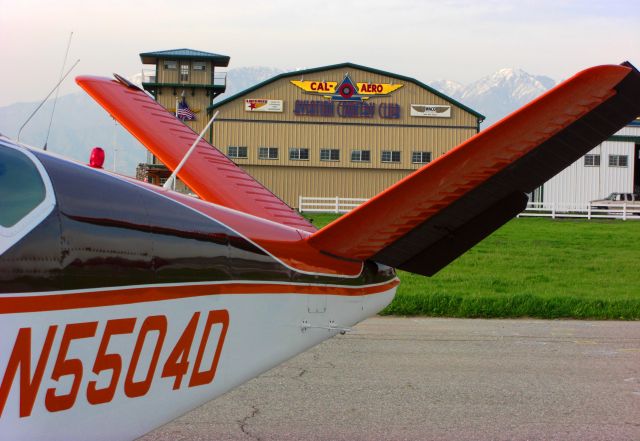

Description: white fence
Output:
[298,197,640,220]
[517,202,640,220]
[298,196,368,214]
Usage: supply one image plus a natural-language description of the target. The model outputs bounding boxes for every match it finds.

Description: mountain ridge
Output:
[429,67,557,126]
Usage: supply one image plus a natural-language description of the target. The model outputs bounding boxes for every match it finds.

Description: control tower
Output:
[135,48,230,188]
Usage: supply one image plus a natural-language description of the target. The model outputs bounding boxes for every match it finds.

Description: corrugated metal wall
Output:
[543,140,636,208]
[243,165,415,206]
[213,121,476,171]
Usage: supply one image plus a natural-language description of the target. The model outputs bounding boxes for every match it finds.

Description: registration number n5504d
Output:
[0,309,229,418]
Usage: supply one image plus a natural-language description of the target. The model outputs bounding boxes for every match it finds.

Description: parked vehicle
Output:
[590,193,640,212]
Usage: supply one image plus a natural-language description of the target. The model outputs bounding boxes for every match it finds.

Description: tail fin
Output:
[307,63,640,276]
[75,75,315,232]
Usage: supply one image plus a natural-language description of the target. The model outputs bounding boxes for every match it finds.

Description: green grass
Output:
[303,213,640,319]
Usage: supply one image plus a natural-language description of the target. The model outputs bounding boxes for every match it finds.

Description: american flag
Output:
[177,97,196,121]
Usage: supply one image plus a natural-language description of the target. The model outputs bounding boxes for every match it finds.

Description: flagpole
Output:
[163,111,219,191]
[175,96,179,118]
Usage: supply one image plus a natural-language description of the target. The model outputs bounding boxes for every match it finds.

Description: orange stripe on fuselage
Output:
[0,280,400,314]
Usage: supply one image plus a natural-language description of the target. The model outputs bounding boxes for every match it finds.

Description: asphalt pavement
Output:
[140,317,640,441]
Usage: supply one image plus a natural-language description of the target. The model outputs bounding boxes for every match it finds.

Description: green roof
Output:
[140,48,230,66]
[209,62,484,120]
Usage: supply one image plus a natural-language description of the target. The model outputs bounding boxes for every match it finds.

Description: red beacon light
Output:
[89,147,105,168]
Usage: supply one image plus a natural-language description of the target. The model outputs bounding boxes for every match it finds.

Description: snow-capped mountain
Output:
[430,68,557,127]
[221,66,285,98]
[429,79,465,98]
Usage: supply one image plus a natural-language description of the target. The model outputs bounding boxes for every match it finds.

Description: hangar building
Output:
[208,63,484,207]
[136,49,637,212]
[135,49,485,207]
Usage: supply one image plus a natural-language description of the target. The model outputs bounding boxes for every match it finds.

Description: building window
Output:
[159,177,168,186]
[320,149,340,161]
[180,64,189,82]
[381,151,401,163]
[608,154,628,167]
[584,154,600,167]
[351,150,370,162]
[289,148,309,160]
[228,146,248,159]
[412,151,432,164]
[259,147,278,160]
[193,61,206,71]
[163,60,177,70]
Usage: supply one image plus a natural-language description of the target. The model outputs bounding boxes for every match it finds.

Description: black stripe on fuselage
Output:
[0,150,394,293]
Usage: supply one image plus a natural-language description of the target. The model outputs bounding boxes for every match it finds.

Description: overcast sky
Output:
[1,0,638,106]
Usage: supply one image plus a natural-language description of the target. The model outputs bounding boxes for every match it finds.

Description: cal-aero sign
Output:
[290,73,403,101]
[291,73,403,119]
[410,104,451,118]
[244,99,284,112]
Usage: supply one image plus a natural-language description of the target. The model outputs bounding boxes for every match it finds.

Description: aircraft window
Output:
[0,145,46,227]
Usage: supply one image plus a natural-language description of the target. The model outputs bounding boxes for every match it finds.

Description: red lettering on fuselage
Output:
[189,310,229,387]
[45,321,98,412]
[0,309,229,418]
[0,326,57,417]
[87,318,136,404]
[124,315,167,398]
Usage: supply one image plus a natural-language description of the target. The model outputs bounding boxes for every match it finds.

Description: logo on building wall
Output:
[290,73,403,101]
[244,99,284,112]
[410,104,451,118]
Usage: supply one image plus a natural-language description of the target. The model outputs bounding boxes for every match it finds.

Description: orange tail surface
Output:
[307,63,640,276]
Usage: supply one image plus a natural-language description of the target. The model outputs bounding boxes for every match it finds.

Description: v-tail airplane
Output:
[1,62,639,440]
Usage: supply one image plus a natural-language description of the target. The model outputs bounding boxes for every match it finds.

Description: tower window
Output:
[180,64,189,82]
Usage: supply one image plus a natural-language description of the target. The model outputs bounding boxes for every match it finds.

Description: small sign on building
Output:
[410,104,451,118]
[245,99,284,112]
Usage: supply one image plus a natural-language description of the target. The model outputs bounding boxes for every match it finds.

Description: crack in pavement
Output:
[238,405,262,441]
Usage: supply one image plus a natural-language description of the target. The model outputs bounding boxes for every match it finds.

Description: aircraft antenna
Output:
[163,110,219,191]
[112,117,118,172]
[43,31,74,151]
[17,58,80,143]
